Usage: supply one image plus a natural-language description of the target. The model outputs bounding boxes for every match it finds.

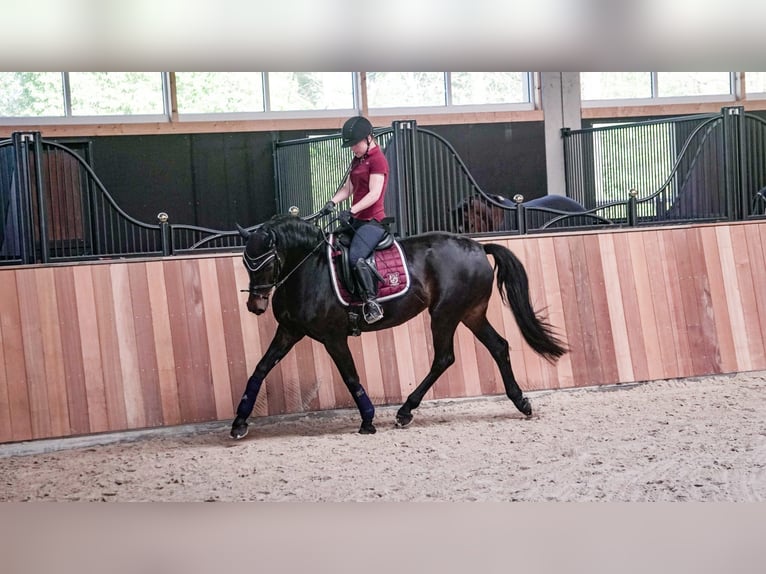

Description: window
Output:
[450,72,529,105]
[580,72,652,100]
[655,72,732,97]
[746,72,766,96]
[582,72,735,103]
[0,72,65,117]
[68,72,165,115]
[268,73,354,111]
[175,72,355,115]
[175,72,265,114]
[367,72,446,108]
[0,72,165,118]
[366,72,532,109]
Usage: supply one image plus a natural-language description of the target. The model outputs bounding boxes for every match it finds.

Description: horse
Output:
[231,213,568,439]
[455,193,588,233]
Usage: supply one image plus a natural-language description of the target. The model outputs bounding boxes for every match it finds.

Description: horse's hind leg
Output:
[396,317,459,427]
[464,315,532,417]
[231,325,304,439]
[323,338,377,434]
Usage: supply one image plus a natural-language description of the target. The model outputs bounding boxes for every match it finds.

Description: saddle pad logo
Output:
[387,272,400,286]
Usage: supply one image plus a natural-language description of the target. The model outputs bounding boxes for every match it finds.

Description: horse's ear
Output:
[236,223,251,240]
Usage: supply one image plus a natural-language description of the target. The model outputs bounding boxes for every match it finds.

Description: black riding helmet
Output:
[341,116,373,148]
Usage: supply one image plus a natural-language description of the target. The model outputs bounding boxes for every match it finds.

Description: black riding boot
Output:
[354,258,384,324]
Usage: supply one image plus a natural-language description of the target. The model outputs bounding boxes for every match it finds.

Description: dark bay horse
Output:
[231,214,567,439]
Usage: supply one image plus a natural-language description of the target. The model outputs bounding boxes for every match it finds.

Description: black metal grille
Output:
[0,132,248,266]
[563,107,766,227]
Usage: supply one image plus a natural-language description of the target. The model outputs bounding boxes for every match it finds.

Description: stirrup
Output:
[363,300,383,324]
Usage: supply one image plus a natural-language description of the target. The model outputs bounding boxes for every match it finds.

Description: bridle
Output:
[241,247,282,299]
[240,227,329,299]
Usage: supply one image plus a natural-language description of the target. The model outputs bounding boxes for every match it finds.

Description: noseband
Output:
[241,247,282,297]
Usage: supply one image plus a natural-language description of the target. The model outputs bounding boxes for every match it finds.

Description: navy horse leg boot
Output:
[354,258,384,324]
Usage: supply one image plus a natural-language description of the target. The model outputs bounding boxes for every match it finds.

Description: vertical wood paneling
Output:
[687,228,720,375]
[3,222,766,444]
[110,263,145,428]
[744,224,766,370]
[659,230,696,376]
[198,258,235,420]
[539,236,575,389]
[16,269,51,439]
[643,231,680,380]
[714,227,751,372]
[627,232,664,381]
[90,265,128,430]
[376,329,404,403]
[699,227,736,373]
[583,233,620,385]
[730,225,765,368]
[358,331,385,404]
[72,265,110,433]
[215,258,248,413]
[392,323,423,397]
[145,261,181,426]
[598,233,634,382]
[36,267,69,437]
[0,272,16,441]
[53,266,86,436]
[0,270,32,441]
[311,338,338,409]
[180,259,217,421]
[517,239,546,391]
[128,262,164,427]
[163,260,198,422]
[611,233,650,382]
[293,337,317,412]
[553,236,590,386]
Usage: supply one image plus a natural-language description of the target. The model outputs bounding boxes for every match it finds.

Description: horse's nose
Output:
[247,295,269,315]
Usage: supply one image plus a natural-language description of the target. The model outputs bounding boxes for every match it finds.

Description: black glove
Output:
[320,200,335,216]
[338,209,352,226]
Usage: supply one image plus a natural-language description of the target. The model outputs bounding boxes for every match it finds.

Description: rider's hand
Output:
[320,200,335,216]
[338,209,352,226]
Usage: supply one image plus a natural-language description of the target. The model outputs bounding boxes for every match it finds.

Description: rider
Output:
[321,115,389,324]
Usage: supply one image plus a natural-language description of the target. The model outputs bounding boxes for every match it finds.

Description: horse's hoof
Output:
[517,397,532,417]
[395,413,413,428]
[230,418,249,440]
[359,421,377,434]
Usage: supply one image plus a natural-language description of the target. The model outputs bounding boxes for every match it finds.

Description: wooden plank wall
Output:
[1,221,765,444]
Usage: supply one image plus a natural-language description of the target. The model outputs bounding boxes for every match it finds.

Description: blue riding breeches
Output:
[349,220,386,263]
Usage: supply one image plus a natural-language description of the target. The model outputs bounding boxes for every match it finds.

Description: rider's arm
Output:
[329,179,353,206]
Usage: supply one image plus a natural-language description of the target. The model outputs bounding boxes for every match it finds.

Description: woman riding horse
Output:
[232,214,567,439]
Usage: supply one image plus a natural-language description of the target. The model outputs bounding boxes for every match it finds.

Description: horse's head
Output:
[239,224,281,315]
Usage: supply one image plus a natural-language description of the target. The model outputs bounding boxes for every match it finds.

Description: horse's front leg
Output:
[231,325,304,439]
[323,338,376,434]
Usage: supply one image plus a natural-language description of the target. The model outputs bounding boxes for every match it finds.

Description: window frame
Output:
[581,72,737,108]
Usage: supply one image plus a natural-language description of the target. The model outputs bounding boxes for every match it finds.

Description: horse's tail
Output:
[483,243,568,363]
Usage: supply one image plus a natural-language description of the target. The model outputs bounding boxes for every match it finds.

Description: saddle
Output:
[327,226,411,308]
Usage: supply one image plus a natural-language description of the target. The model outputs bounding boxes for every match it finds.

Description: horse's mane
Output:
[262,214,325,251]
